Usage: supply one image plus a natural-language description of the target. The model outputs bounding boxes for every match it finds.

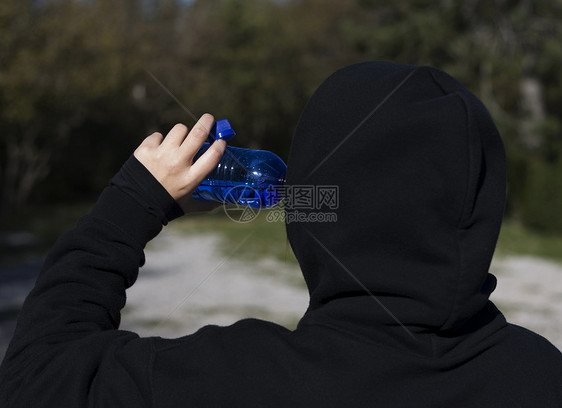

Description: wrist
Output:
[112,155,184,224]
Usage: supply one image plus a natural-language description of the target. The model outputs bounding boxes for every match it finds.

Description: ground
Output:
[1,228,561,362]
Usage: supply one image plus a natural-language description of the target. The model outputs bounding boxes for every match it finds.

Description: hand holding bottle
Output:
[133,113,227,213]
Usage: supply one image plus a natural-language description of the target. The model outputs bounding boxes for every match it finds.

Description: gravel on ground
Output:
[1,230,561,361]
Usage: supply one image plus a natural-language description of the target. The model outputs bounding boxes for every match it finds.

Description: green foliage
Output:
[497,219,562,262]
[173,208,296,264]
[1,0,562,235]
[519,158,562,233]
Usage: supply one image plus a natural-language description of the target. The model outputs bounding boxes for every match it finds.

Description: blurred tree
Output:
[1,0,561,234]
[0,0,149,220]
[147,0,354,155]
[520,157,562,232]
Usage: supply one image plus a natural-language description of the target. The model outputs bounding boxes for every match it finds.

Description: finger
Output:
[134,132,163,162]
[180,113,215,161]
[140,132,164,148]
[162,123,189,148]
[188,139,227,185]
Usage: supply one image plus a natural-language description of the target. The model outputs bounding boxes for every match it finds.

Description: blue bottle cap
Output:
[210,119,236,141]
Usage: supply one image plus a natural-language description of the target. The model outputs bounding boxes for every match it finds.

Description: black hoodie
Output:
[1,61,561,407]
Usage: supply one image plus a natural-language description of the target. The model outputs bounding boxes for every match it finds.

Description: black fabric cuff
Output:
[110,154,184,225]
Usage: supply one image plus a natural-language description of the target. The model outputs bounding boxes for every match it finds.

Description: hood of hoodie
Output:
[285,62,506,351]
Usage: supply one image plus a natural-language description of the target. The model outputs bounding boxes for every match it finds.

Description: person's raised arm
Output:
[0,114,226,407]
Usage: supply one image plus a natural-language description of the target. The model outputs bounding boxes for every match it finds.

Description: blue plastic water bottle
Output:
[191,119,286,208]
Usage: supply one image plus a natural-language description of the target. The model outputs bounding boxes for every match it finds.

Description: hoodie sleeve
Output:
[0,155,183,408]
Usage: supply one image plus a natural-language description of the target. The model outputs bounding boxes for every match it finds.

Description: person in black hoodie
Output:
[1,61,561,407]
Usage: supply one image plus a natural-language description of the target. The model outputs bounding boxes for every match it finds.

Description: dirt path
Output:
[2,230,561,361]
[490,255,562,348]
[122,230,562,350]
[120,231,309,338]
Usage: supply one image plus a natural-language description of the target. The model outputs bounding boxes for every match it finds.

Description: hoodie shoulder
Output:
[504,323,562,360]
[149,320,301,406]
[495,323,562,398]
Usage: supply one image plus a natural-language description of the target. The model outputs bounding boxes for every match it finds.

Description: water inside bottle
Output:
[192,143,286,208]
